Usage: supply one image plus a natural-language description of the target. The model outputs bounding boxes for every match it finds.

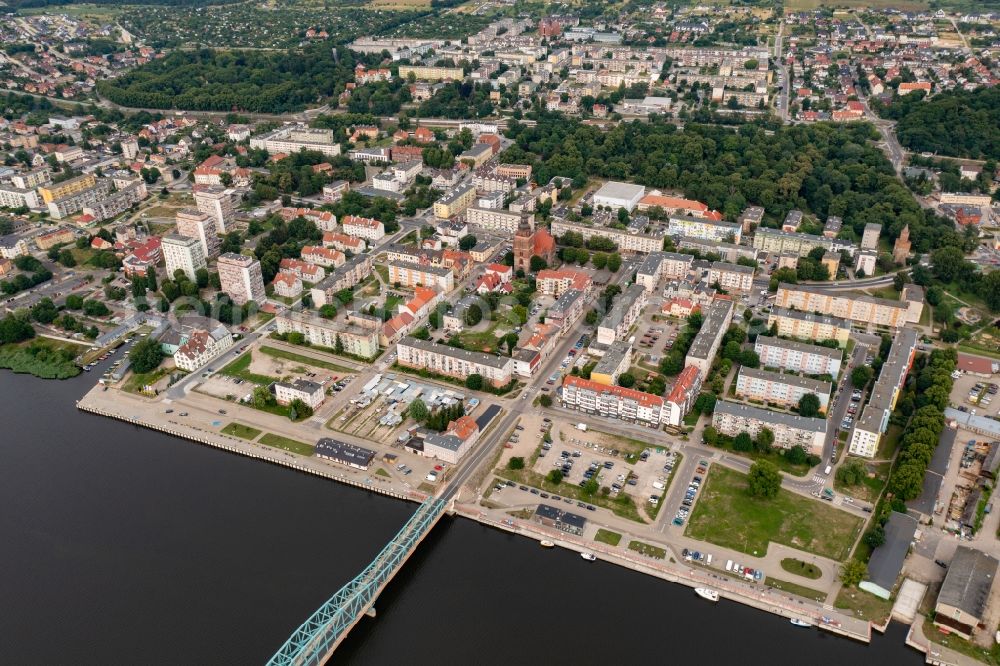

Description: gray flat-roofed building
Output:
[908,428,956,519]
[596,284,646,346]
[712,399,826,454]
[685,299,735,374]
[860,512,918,599]
[677,237,757,263]
[533,503,587,535]
[754,335,843,376]
[591,341,632,383]
[315,438,376,470]
[735,366,832,411]
[935,546,1000,639]
[592,181,645,212]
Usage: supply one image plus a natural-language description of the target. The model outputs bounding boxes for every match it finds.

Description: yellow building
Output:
[39,173,97,204]
[775,283,909,329]
[767,307,850,347]
[433,182,476,220]
[398,65,464,81]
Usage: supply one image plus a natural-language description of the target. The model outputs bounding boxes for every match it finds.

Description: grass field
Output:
[594,528,622,547]
[628,540,666,559]
[259,433,313,456]
[258,346,352,374]
[780,558,822,580]
[685,466,862,561]
[221,423,261,440]
[765,577,827,603]
[220,352,279,386]
[834,586,894,625]
[123,367,171,394]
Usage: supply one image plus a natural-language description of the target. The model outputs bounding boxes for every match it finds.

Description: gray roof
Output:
[686,300,734,362]
[437,181,475,205]
[769,306,851,330]
[534,503,587,529]
[315,438,375,466]
[938,546,999,620]
[398,336,512,370]
[388,259,452,277]
[865,511,917,594]
[594,180,644,201]
[277,378,324,394]
[737,366,832,396]
[549,288,584,316]
[710,260,754,274]
[714,399,828,434]
[778,283,909,312]
[593,341,631,376]
[600,284,645,333]
[944,409,1000,439]
[754,335,844,362]
[856,328,918,434]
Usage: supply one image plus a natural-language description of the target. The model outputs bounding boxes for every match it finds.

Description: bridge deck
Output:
[266,497,447,666]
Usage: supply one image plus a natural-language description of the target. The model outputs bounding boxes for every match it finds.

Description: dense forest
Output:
[874,87,1000,161]
[502,114,963,253]
[96,45,371,113]
[9,0,239,6]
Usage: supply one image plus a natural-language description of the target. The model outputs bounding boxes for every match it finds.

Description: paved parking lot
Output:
[951,372,1000,418]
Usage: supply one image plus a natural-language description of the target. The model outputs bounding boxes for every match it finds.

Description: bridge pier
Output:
[365,607,377,618]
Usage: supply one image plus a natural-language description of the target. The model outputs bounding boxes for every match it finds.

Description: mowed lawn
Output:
[685,466,862,561]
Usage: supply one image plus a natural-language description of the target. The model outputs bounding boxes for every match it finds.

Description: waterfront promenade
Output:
[78,383,882,651]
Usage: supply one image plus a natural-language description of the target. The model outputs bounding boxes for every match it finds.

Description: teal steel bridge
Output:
[266,496,448,666]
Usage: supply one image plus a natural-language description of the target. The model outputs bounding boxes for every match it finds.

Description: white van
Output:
[824,465,832,475]
[706,554,713,566]
[652,480,666,490]
[726,560,734,572]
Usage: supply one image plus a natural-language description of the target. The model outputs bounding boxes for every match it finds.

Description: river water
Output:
[0,369,922,665]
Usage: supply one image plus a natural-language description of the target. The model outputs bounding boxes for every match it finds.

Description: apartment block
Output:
[175,209,220,259]
[342,215,385,241]
[546,289,586,331]
[754,336,843,377]
[45,178,114,219]
[173,325,234,372]
[849,328,918,458]
[274,378,325,410]
[775,284,910,330]
[667,215,742,243]
[310,254,373,307]
[397,65,464,81]
[249,125,342,158]
[596,284,646,345]
[301,245,346,269]
[735,367,831,412]
[397,336,513,387]
[708,261,754,292]
[712,400,826,455]
[433,182,476,219]
[590,342,631,386]
[194,186,237,234]
[561,375,665,428]
[276,309,380,359]
[162,234,207,281]
[635,251,693,291]
[466,206,525,233]
[38,173,96,204]
[767,307,851,347]
[752,228,853,257]
[536,268,592,297]
[0,184,41,210]
[550,219,664,254]
[685,299,735,374]
[664,365,703,427]
[387,260,455,291]
[217,252,266,306]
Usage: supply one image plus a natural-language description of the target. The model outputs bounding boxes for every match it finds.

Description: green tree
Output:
[851,366,874,388]
[465,373,484,391]
[463,303,483,327]
[733,432,754,452]
[798,393,821,418]
[408,397,429,422]
[747,460,781,499]
[840,559,867,587]
[507,456,525,470]
[129,337,164,374]
[617,372,636,388]
[529,255,548,272]
[547,470,563,484]
[539,394,553,407]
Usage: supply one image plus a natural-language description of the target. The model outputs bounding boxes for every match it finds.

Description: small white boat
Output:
[695,588,719,602]
[540,540,555,548]
[580,552,597,561]
[790,618,812,628]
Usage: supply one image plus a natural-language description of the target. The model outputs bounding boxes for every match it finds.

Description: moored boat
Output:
[790,618,812,627]
[580,552,596,561]
[695,588,719,602]
[540,540,555,548]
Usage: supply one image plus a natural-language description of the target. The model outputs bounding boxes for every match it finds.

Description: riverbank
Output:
[75,383,888,653]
